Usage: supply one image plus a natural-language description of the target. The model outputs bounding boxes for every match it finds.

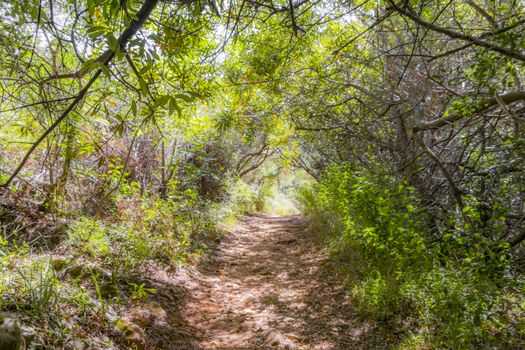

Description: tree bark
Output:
[411,91,525,131]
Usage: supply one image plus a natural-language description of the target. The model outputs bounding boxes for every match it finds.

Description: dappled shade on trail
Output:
[167,215,398,350]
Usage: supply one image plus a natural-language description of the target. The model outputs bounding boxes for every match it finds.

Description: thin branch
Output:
[412,91,525,131]
[1,0,160,188]
[388,1,525,62]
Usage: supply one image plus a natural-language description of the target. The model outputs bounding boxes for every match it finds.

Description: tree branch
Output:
[1,0,159,188]
[388,1,525,63]
[412,91,525,131]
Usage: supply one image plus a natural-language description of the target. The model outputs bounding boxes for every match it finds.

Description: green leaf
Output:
[100,65,111,78]
[168,97,176,116]
[154,95,171,108]
[149,49,160,60]
[139,61,152,75]
[87,26,107,40]
[110,0,120,15]
[81,60,101,75]
[131,100,137,116]
[31,6,39,21]
[168,98,182,118]
[87,0,96,16]
[175,93,195,103]
[107,34,119,52]
[139,79,148,96]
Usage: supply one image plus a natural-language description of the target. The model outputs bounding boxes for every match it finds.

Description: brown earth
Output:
[141,215,397,349]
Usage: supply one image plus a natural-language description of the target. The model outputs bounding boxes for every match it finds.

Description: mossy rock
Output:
[0,315,24,350]
[51,257,70,271]
[115,319,145,350]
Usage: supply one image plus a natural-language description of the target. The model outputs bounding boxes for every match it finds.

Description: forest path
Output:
[171,215,374,349]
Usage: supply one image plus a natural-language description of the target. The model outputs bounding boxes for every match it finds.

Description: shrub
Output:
[298,163,525,348]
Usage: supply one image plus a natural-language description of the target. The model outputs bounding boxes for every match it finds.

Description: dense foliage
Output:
[0,0,524,348]
[299,165,524,347]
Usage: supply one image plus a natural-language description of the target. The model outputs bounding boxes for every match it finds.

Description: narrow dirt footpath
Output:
[178,215,363,350]
[145,215,393,349]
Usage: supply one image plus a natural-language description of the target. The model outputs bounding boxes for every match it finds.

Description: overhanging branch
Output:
[388,1,525,63]
[412,91,525,131]
[1,0,159,188]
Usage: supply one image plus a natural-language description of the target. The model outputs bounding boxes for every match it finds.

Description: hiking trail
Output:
[144,215,391,349]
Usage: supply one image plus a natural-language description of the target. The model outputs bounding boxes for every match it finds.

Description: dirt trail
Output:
[145,215,391,349]
[181,215,361,350]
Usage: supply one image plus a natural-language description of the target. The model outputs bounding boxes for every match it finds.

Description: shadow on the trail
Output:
[217,214,403,350]
[141,275,205,350]
[141,214,402,349]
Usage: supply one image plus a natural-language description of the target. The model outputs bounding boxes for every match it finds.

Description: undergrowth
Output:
[0,177,256,348]
[298,164,525,349]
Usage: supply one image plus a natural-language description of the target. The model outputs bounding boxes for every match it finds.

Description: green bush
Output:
[298,163,525,348]
[352,271,404,322]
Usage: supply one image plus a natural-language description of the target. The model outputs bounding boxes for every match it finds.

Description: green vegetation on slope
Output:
[298,164,525,348]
